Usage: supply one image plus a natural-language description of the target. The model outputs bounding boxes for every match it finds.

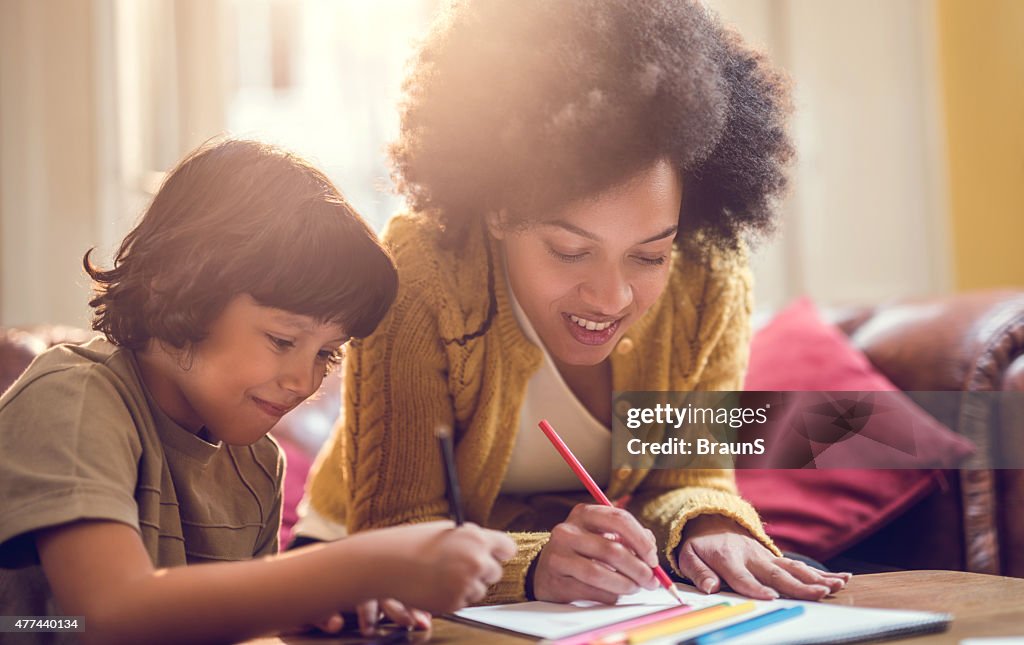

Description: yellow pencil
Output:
[596,601,758,645]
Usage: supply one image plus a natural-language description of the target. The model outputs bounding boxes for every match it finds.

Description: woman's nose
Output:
[579,264,633,314]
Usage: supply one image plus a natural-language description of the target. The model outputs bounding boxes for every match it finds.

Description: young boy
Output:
[0,140,515,644]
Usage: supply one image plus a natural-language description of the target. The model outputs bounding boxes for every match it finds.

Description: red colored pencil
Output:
[537,419,686,606]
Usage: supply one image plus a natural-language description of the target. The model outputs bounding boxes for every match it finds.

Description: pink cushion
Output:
[276,434,314,550]
[737,297,974,561]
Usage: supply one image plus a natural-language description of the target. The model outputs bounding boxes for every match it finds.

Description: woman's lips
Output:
[562,313,622,346]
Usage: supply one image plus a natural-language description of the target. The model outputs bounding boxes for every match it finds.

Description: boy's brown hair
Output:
[85,139,398,350]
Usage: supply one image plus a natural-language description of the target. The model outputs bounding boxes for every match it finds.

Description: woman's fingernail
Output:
[700,578,715,593]
[767,589,780,599]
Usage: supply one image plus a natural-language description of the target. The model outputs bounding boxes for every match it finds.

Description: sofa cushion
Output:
[737,297,974,561]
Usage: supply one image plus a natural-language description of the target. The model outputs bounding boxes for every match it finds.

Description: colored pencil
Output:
[544,604,716,645]
[598,601,757,645]
[677,605,805,645]
[436,426,465,525]
[537,419,686,606]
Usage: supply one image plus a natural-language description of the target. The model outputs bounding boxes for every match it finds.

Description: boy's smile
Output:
[137,294,348,445]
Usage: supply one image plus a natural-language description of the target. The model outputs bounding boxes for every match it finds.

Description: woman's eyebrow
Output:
[545,220,600,241]
[636,225,678,245]
[543,221,677,245]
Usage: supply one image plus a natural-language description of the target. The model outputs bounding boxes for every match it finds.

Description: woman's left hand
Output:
[676,515,852,601]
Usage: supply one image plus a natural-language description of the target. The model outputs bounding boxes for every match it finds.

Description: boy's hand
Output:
[533,504,660,604]
[676,514,852,601]
[310,599,431,637]
[377,521,516,613]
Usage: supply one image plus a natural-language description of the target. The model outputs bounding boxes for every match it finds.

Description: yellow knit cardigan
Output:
[306,213,779,603]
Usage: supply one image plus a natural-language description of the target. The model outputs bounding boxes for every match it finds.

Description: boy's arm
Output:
[37,521,393,645]
[38,518,514,645]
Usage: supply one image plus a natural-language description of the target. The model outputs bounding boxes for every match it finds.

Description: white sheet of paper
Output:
[453,584,950,644]
[453,587,713,640]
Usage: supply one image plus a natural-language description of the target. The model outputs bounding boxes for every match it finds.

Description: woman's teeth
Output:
[569,314,615,331]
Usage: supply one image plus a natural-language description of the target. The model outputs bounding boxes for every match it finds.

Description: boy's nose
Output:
[280,361,318,399]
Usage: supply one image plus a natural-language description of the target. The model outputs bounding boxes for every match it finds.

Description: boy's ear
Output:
[485,210,507,240]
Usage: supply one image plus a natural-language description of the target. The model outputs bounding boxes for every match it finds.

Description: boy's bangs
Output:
[243,200,398,339]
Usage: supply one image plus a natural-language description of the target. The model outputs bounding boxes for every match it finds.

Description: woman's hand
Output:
[676,515,852,601]
[533,504,660,604]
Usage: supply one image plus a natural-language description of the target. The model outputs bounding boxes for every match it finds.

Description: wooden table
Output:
[258,570,1024,644]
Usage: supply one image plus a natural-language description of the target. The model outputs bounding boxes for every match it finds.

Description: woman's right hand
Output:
[533,504,661,604]
[382,521,517,614]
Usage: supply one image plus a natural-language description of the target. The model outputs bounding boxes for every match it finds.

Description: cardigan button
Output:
[616,337,634,355]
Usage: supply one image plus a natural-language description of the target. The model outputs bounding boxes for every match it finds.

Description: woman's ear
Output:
[485,210,507,240]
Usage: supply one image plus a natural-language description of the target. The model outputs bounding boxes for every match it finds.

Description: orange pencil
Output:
[538,419,686,606]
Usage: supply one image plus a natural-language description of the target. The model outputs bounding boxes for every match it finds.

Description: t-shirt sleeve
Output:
[252,444,285,558]
[0,366,143,567]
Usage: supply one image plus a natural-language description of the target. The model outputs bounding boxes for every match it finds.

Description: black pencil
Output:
[436,426,466,525]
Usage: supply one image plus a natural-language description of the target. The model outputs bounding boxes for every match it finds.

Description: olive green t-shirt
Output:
[0,337,284,641]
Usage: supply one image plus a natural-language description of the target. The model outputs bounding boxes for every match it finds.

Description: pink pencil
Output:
[537,419,686,606]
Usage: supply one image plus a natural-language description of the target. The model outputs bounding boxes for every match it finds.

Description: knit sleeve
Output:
[633,252,780,578]
[303,218,541,604]
[305,228,455,531]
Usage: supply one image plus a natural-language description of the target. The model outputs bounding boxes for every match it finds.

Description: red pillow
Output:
[737,297,974,561]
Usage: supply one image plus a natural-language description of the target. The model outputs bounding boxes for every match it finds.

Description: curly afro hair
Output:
[390,0,794,253]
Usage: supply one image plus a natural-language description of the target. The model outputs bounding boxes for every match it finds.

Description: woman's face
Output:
[495,159,682,367]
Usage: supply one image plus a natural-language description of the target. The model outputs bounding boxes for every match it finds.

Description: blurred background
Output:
[1,0,1021,328]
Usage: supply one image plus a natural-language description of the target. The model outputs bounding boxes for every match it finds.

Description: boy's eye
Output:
[317,347,344,364]
[318,347,345,376]
[267,334,295,350]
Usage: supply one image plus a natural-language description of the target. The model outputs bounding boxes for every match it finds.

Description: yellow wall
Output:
[937,0,1024,290]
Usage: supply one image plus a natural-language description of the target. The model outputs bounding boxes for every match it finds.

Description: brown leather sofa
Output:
[823,290,1024,578]
[2,290,1022,577]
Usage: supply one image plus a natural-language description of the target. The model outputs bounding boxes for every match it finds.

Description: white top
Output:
[499,276,611,495]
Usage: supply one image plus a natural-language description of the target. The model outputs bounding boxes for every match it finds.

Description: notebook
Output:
[453,585,951,644]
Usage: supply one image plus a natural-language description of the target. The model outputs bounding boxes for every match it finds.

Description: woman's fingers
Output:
[570,505,658,566]
[550,575,622,605]
[776,558,850,594]
[550,522,656,592]
[690,545,778,600]
[752,560,828,600]
[675,541,720,594]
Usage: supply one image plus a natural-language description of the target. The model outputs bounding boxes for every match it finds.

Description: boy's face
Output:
[159,294,348,445]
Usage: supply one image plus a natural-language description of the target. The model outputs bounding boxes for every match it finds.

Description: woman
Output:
[298,0,850,608]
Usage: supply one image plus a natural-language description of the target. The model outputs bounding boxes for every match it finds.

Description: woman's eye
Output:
[267,334,294,350]
[634,255,667,266]
[547,247,588,264]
